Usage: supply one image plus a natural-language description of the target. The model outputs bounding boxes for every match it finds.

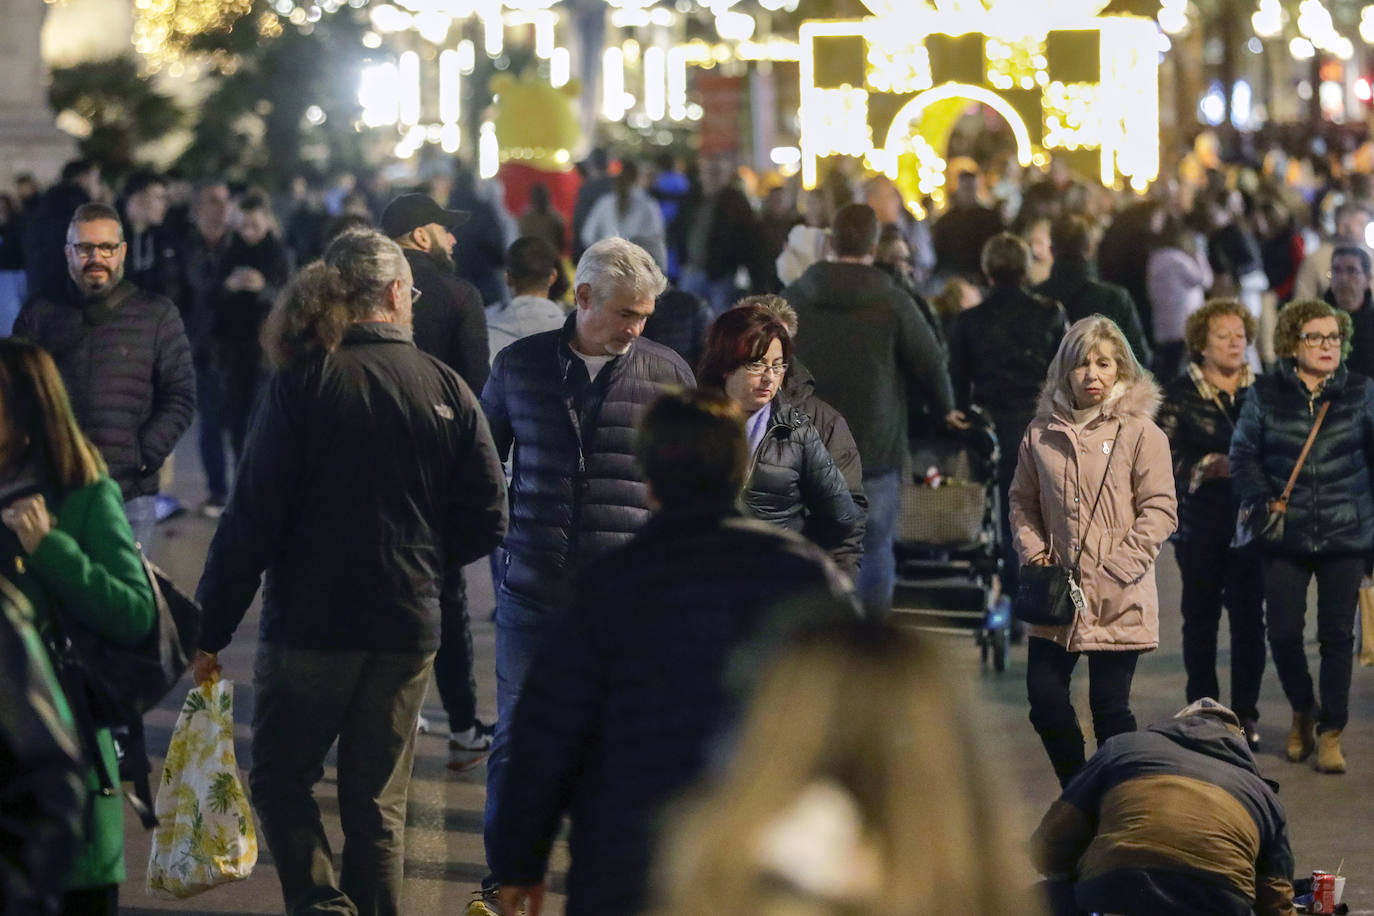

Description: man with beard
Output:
[383,192,495,770]
[12,203,195,550]
[383,193,490,394]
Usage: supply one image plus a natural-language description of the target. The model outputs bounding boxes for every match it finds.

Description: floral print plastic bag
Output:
[147,679,257,898]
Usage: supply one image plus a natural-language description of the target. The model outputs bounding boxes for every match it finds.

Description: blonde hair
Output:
[654,625,1035,916]
[1039,315,1147,411]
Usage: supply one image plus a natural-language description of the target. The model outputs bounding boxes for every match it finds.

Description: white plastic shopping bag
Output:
[147,678,257,898]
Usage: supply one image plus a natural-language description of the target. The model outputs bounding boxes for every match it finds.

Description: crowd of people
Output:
[7,139,1374,916]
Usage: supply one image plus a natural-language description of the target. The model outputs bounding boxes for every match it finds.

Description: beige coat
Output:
[1009,377,1178,652]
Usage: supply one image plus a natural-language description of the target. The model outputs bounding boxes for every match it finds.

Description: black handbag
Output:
[1232,400,1328,550]
[1013,424,1119,627]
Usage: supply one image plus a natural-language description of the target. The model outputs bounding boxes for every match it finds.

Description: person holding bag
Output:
[0,337,156,915]
[1010,316,1177,788]
[1229,299,1374,775]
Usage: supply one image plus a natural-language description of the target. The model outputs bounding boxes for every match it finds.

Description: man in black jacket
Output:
[781,203,957,617]
[474,237,694,914]
[383,192,495,768]
[192,229,508,916]
[119,170,184,307]
[1322,246,1374,380]
[21,159,100,302]
[489,389,856,916]
[13,203,195,549]
[1036,215,1152,366]
[949,232,1068,607]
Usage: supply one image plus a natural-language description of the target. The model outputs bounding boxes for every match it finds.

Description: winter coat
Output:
[1009,378,1178,651]
[1032,713,1295,916]
[196,323,508,653]
[21,183,89,302]
[1321,288,1374,381]
[1229,361,1374,557]
[1157,367,1253,546]
[1,476,155,891]
[581,188,668,269]
[123,224,186,309]
[931,204,1004,279]
[782,261,954,474]
[948,281,1068,432]
[642,288,710,370]
[741,398,860,551]
[486,295,567,364]
[783,361,867,576]
[209,232,291,346]
[1035,256,1152,367]
[1147,245,1213,345]
[488,506,857,916]
[482,315,696,614]
[13,281,196,500]
[405,248,491,394]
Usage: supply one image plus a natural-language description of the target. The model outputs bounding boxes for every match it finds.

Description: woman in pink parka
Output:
[1010,316,1178,787]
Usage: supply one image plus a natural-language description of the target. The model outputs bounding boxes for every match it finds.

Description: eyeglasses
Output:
[410,286,423,303]
[67,242,124,259]
[1299,332,1345,348]
[743,360,789,378]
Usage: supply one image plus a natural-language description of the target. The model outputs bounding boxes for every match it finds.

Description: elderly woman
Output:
[1230,299,1374,774]
[697,304,859,558]
[1157,299,1264,749]
[1010,316,1178,787]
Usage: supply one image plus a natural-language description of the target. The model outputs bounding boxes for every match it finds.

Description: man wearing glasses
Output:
[1322,245,1374,379]
[13,202,195,551]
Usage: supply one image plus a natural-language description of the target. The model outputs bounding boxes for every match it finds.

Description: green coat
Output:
[3,475,156,890]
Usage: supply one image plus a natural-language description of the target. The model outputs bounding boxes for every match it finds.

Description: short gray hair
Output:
[323,228,409,321]
[1040,315,1146,408]
[573,237,667,303]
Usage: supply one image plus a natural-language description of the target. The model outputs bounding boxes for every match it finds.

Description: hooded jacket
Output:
[1009,376,1178,651]
[1032,710,1295,916]
[1229,361,1374,556]
[781,261,954,474]
[1035,256,1152,367]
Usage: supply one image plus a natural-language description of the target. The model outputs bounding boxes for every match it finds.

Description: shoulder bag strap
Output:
[1072,421,1122,574]
[1274,400,1331,511]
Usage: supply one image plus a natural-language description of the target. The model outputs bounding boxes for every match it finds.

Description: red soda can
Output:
[1312,871,1336,914]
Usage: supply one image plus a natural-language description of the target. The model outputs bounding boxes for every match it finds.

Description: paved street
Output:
[118,434,1374,914]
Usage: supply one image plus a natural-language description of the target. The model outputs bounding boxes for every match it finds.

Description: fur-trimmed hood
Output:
[1036,373,1164,424]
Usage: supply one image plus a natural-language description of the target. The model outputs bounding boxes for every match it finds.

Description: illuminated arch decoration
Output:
[798,3,1160,197]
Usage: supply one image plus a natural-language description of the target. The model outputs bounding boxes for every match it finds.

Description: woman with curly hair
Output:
[1157,299,1265,749]
[1230,298,1374,774]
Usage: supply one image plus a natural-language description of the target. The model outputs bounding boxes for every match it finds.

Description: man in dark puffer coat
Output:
[489,389,857,916]
[477,238,694,903]
[13,203,194,548]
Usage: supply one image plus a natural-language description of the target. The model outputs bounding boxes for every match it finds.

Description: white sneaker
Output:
[417,714,433,735]
[448,720,495,770]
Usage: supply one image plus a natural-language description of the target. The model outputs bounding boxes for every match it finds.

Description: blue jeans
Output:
[482,588,545,886]
[195,358,228,502]
[123,495,157,555]
[856,469,900,619]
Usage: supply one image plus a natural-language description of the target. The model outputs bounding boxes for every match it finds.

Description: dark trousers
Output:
[433,569,478,733]
[216,342,263,463]
[1027,637,1141,787]
[250,644,434,916]
[992,413,1030,602]
[1175,540,1266,722]
[60,885,116,916]
[194,357,228,501]
[1263,553,1362,732]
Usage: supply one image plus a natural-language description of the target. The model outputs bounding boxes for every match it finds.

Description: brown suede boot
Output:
[1316,730,1346,774]
[1287,709,1316,762]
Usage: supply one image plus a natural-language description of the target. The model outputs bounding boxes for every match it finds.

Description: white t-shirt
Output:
[574,349,615,382]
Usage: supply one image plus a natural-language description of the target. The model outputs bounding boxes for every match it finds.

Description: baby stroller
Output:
[892,409,1010,671]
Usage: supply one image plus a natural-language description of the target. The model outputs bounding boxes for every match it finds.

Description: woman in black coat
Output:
[210,191,291,461]
[1230,298,1374,775]
[1157,299,1264,748]
[698,304,858,556]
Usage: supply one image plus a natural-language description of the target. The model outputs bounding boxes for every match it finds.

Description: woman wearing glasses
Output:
[697,304,859,559]
[1231,299,1374,774]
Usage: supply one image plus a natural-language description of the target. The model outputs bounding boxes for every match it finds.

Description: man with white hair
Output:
[471,237,695,916]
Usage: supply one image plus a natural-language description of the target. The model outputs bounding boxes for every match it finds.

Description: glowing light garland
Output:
[132,0,254,72]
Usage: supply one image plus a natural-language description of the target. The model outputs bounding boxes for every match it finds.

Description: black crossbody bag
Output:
[1013,424,1119,627]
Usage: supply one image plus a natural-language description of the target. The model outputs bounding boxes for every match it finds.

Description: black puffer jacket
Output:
[742,398,859,548]
[948,282,1068,428]
[1157,369,1251,546]
[784,360,867,576]
[482,315,695,612]
[405,248,490,394]
[1230,361,1374,556]
[642,288,710,369]
[13,281,196,499]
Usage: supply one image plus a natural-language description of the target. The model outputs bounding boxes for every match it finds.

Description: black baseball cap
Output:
[380,193,469,238]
